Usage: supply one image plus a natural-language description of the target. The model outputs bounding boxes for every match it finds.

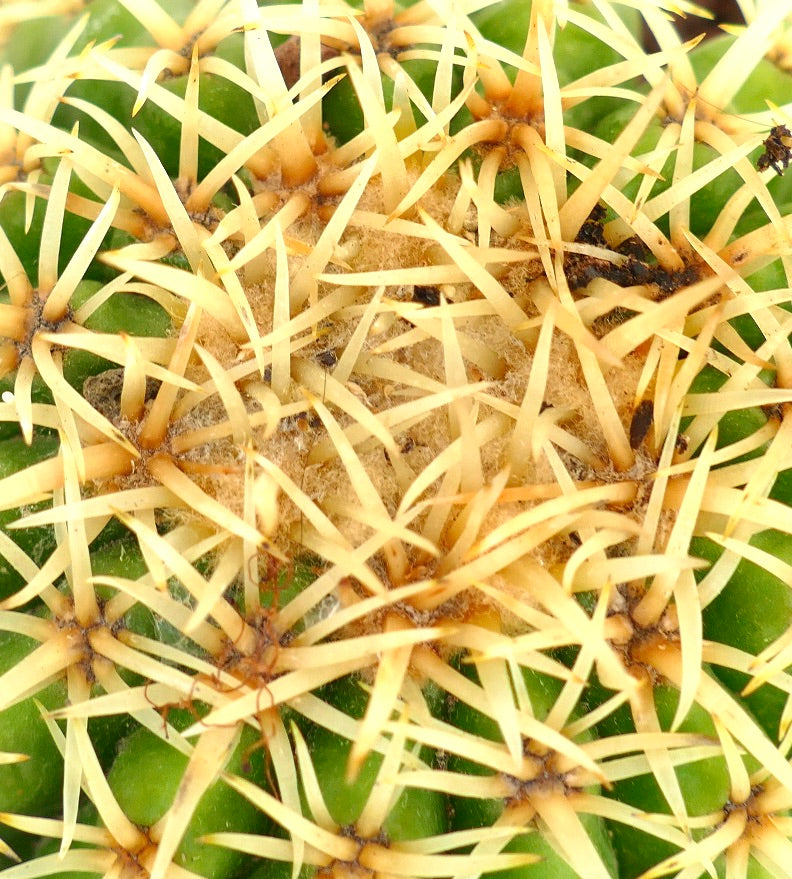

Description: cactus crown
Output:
[1,2,792,879]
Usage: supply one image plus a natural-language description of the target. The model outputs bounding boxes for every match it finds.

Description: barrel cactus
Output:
[1,1,792,878]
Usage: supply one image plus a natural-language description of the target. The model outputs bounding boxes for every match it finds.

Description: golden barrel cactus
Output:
[0,2,792,878]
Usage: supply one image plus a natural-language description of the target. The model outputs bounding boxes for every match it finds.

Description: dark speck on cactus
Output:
[756,124,792,175]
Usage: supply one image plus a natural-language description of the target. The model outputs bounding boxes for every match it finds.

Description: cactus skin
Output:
[1,3,792,879]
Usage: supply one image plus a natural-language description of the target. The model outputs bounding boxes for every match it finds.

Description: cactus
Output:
[2,1,792,878]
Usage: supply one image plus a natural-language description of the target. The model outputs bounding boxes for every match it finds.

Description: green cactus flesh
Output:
[2,2,792,878]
